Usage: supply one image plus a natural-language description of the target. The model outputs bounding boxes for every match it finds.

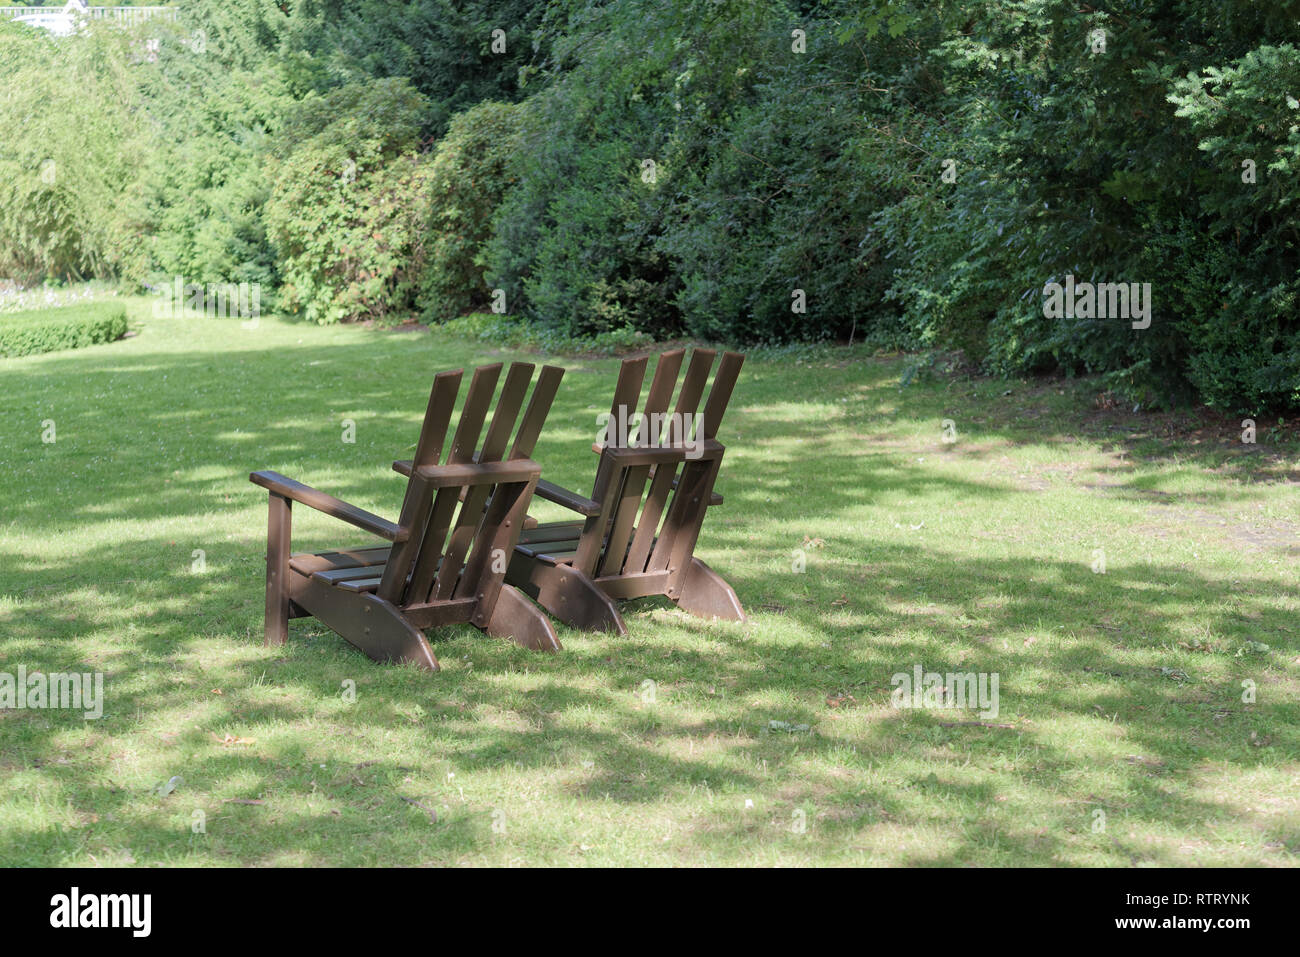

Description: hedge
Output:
[0,302,129,358]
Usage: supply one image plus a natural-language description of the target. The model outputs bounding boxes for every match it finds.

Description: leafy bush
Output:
[483,66,680,338]
[0,22,150,283]
[264,78,435,324]
[141,22,289,303]
[418,101,524,321]
[286,0,549,138]
[436,312,652,356]
[838,0,1300,411]
[659,23,897,344]
[0,302,128,358]
[1166,44,1300,412]
[479,5,705,335]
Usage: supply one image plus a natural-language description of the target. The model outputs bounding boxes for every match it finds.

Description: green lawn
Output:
[1,300,1297,866]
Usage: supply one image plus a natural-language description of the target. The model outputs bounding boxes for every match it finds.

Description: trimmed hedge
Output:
[0,302,129,358]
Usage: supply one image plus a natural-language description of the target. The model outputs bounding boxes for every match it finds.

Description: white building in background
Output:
[12,1,88,36]
[4,2,176,34]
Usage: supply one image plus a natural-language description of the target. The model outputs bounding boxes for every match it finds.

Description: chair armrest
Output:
[250,470,406,542]
[393,460,498,511]
[393,458,539,488]
[535,478,601,516]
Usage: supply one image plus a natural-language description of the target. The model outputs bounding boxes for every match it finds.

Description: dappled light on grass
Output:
[0,303,1296,865]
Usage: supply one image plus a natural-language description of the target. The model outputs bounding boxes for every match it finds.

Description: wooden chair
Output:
[505,348,746,635]
[250,361,564,672]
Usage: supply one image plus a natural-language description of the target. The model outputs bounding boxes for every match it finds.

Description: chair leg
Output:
[674,557,746,623]
[506,554,627,636]
[484,583,562,652]
[264,493,291,646]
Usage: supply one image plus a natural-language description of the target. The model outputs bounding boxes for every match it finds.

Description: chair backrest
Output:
[379,362,564,626]
[572,348,744,583]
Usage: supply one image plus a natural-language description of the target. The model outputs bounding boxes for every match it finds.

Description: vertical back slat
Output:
[412,370,463,466]
[456,477,532,605]
[668,349,715,440]
[647,456,717,574]
[479,363,535,462]
[659,454,724,588]
[377,370,463,603]
[574,357,648,575]
[634,349,684,445]
[445,363,504,463]
[572,461,621,577]
[601,356,649,448]
[598,466,642,577]
[623,465,674,575]
[624,349,715,573]
[433,363,534,601]
[509,365,564,460]
[407,364,503,605]
[700,351,745,439]
[599,350,685,576]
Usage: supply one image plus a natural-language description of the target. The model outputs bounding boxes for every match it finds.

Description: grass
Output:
[0,299,1297,867]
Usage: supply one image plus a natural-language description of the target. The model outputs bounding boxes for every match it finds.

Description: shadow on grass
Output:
[1,329,1296,865]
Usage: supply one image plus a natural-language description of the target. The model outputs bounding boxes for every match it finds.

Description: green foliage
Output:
[264,78,434,324]
[418,101,524,321]
[435,311,653,355]
[1165,44,1300,411]
[286,0,548,137]
[486,0,833,339]
[0,302,128,357]
[836,0,1300,411]
[141,19,290,299]
[0,22,151,283]
[3,0,1299,409]
[658,20,897,344]
[482,0,688,338]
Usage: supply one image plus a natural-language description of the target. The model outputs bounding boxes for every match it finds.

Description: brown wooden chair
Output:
[503,348,746,636]
[250,361,564,672]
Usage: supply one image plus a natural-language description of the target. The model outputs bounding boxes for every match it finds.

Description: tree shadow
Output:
[0,329,1296,865]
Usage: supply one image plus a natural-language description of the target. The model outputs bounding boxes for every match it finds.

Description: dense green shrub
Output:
[0,22,151,283]
[485,0,819,339]
[140,20,290,301]
[1166,43,1300,412]
[418,101,524,321]
[286,0,549,138]
[3,0,1298,411]
[0,302,128,358]
[837,0,1300,411]
[482,3,686,339]
[264,78,435,324]
[659,23,898,344]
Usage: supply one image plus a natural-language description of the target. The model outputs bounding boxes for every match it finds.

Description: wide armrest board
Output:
[250,470,405,542]
[535,478,601,516]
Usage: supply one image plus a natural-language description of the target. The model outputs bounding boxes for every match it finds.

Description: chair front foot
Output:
[484,584,562,652]
[507,555,627,636]
[674,557,746,623]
